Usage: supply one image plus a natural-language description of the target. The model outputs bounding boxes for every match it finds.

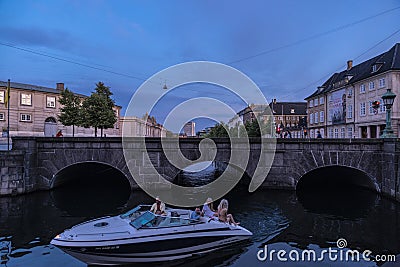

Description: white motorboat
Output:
[50,205,252,265]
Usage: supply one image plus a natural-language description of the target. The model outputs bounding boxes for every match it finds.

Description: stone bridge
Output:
[2,137,400,201]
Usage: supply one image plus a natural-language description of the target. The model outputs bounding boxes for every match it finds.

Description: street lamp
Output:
[380,88,397,138]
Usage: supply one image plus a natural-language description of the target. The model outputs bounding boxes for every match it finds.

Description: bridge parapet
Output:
[3,137,400,202]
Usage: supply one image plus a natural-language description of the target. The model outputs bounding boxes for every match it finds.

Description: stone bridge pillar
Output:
[381,139,400,201]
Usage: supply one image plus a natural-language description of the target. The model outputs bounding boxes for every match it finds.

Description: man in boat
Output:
[190,207,203,220]
[150,196,166,215]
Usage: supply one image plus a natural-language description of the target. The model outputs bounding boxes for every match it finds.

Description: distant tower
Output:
[183,121,196,137]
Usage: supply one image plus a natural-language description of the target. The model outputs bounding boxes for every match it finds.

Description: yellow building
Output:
[0,81,121,140]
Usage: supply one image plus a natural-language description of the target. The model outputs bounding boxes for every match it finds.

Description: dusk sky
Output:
[1,1,399,132]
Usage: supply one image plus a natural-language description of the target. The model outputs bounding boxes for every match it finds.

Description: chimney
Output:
[347,60,353,70]
[56,82,64,91]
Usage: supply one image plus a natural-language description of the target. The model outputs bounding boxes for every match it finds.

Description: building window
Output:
[347,127,353,138]
[334,128,339,138]
[368,101,374,115]
[309,100,313,108]
[310,129,314,138]
[379,99,386,113]
[310,113,314,124]
[20,114,32,122]
[314,112,318,123]
[46,96,56,108]
[348,88,353,97]
[0,113,4,121]
[360,84,365,93]
[329,128,333,138]
[319,97,324,105]
[290,108,295,114]
[313,99,318,106]
[369,81,375,90]
[372,64,381,73]
[379,78,386,88]
[347,104,353,119]
[341,128,345,138]
[320,111,324,123]
[360,102,366,116]
[0,91,4,103]
[21,93,32,106]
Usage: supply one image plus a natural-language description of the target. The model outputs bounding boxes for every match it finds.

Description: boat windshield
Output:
[130,211,203,229]
[130,211,156,229]
[120,205,151,219]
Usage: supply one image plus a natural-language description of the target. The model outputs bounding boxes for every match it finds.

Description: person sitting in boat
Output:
[217,199,239,225]
[150,196,166,215]
[202,197,218,218]
[190,207,203,220]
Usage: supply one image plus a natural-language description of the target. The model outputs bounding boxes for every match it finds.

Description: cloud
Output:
[0,26,80,51]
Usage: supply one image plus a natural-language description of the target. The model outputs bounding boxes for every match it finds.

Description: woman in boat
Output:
[202,197,218,218]
[150,196,166,215]
[217,199,239,225]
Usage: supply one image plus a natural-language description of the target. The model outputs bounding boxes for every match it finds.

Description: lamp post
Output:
[380,88,397,138]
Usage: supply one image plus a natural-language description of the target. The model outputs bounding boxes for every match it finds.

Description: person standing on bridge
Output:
[56,130,63,137]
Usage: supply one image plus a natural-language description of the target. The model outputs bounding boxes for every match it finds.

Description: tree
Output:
[206,122,229,137]
[81,82,117,137]
[58,88,82,137]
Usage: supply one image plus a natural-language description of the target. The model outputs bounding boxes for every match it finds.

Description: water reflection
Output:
[296,186,378,219]
[0,178,399,266]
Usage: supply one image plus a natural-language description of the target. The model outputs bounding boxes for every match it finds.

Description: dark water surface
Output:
[1,174,399,267]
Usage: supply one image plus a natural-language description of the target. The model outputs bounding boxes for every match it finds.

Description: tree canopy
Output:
[57,88,82,137]
[206,116,274,138]
[81,82,117,137]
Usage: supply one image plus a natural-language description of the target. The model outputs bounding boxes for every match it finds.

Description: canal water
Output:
[0,167,399,267]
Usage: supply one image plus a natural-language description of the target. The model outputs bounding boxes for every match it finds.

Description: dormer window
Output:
[371,63,382,73]
[345,75,353,83]
[290,109,295,114]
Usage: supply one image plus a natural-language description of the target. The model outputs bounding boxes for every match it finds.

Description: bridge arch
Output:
[295,165,380,218]
[296,165,380,192]
[173,160,253,188]
[50,161,131,189]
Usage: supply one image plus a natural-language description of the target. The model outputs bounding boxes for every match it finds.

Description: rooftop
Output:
[305,43,400,100]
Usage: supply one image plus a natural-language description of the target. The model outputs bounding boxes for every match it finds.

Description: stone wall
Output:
[3,137,400,202]
[0,151,25,195]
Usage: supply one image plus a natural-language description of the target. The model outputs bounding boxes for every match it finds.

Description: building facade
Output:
[0,81,121,140]
[268,101,307,138]
[306,43,400,138]
[232,102,307,138]
[121,116,167,137]
[182,121,196,137]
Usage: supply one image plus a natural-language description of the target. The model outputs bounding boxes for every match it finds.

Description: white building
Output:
[121,116,167,137]
[182,121,196,137]
[306,43,400,138]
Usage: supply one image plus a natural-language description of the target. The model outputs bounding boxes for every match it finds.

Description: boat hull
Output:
[57,235,250,265]
[51,206,253,265]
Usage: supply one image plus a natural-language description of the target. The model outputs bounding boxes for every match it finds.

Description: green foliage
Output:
[81,82,117,137]
[206,116,274,138]
[205,122,229,137]
[58,88,82,136]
